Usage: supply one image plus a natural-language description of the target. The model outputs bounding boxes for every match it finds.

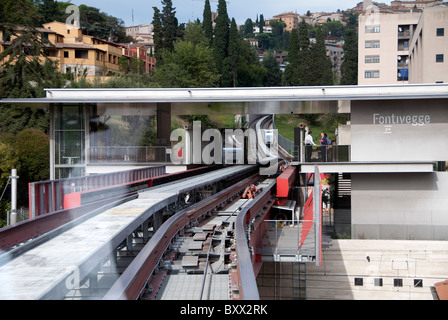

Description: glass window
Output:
[436,54,444,63]
[354,278,363,286]
[394,279,403,287]
[374,278,383,286]
[436,28,444,36]
[366,25,380,33]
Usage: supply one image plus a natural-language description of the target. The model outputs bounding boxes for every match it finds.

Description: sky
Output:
[66,0,393,27]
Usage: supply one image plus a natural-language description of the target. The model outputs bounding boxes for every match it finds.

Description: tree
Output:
[161,0,178,53]
[310,26,334,85]
[221,18,240,87]
[283,28,299,86]
[36,0,60,25]
[213,0,229,77]
[258,14,265,33]
[340,28,358,85]
[297,20,311,86]
[152,0,180,65]
[202,0,213,46]
[152,7,164,63]
[262,53,282,87]
[153,40,219,88]
[242,18,254,38]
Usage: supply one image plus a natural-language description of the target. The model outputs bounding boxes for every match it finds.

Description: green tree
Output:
[221,18,240,87]
[283,28,299,86]
[161,0,178,53]
[36,0,60,25]
[235,40,266,87]
[242,18,254,38]
[297,20,311,86]
[153,40,219,88]
[310,26,334,85]
[0,0,39,27]
[152,7,164,63]
[262,52,282,87]
[340,28,358,85]
[213,0,229,77]
[202,0,213,46]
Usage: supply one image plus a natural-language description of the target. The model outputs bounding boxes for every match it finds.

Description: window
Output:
[365,55,380,63]
[374,278,383,286]
[437,28,444,37]
[75,50,88,59]
[64,51,69,58]
[365,40,380,49]
[366,25,380,33]
[436,54,444,63]
[365,70,380,78]
[354,278,363,286]
[394,279,403,287]
[414,279,423,288]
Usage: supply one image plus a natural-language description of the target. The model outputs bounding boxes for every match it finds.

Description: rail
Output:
[234,179,276,300]
[103,173,261,300]
[28,166,166,218]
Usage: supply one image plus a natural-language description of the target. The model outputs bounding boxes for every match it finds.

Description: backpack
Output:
[326,137,332,145]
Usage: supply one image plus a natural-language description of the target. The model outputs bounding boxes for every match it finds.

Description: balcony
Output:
[304,145,351,163]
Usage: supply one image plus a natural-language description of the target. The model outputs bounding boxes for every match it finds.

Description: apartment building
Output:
[358,6,448,85]
[409,6,448,83]
[358,11,421,85]
[268,12,300,32]
[1,21,155,79]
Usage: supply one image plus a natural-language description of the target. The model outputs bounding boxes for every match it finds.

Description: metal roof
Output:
[1,84,448,105]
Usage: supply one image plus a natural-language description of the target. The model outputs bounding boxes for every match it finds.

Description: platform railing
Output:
[304,145,350,162]
[28,166,166,218]
[89,146,171,163]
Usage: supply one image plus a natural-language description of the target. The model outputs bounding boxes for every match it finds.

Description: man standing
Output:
[304,131,315,162]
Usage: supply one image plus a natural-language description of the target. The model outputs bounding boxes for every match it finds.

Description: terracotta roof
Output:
[434,280,448,300]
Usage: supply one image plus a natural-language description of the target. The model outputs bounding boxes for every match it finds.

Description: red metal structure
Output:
[276,166,296,198]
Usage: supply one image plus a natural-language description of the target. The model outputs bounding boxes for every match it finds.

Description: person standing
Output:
[304,131,315,162]
[320,132,328,162]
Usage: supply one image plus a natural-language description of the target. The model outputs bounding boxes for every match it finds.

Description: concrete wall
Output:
[351,172,448,240]
[351,99,448,162]
[304,239,448,300]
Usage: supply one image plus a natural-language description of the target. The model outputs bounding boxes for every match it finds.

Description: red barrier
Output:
[276,166,296,198]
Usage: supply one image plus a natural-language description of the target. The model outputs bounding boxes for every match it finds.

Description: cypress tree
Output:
[213,0,229,77]
[221,18,239,87]
[152,7,163,64]
[283,28,299,86]
[297,20,311,86]
[161,0,178,53]
[340,28,358,85]
[202,0,213,46]
[311,26,334,85]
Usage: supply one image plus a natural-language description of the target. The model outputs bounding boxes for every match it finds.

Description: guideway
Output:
[0,165,255,300]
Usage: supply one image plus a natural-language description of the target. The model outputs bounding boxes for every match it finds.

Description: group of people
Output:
[304,131,332,162]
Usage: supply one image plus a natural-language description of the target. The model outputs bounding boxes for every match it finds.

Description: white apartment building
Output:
[409,6,448,83]
[358,6,448,85]
[358,11,421,85]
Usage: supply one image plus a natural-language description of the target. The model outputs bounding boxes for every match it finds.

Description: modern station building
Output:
[2,84,448,242]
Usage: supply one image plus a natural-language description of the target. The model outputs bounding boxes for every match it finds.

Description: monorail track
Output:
[0,165,261,300]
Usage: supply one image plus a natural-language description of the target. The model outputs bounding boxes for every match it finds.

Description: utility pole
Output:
[10,169,19,225]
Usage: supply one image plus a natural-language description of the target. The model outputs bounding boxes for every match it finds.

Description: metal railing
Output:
[89,146,171,163]
[304,145,350,162]
[28,166,166,218]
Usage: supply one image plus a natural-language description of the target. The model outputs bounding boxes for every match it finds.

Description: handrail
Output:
[234,180,276,300]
